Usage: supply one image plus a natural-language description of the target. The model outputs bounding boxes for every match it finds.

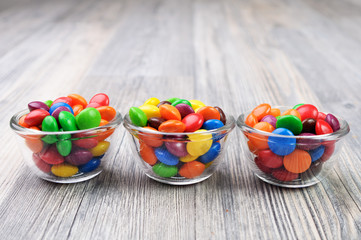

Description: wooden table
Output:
[1,0,360,239]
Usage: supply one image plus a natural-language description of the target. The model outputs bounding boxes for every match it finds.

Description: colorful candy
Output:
[18,93,117,178]
[244,103,344,183]
[128,97,228,180]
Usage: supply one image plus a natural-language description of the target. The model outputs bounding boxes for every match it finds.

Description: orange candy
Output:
[99,119,109,126]
[94,128,115,142]
[196,106,220,121]
[281,109,301,120]
[25,138,43,153]
[179,161,205,178]
[96,106,116,121]
[139,126,163,147]
[247,141,259,155]
[140,142,157,165]
[252,103,271,121]
[283,149,311,173]
[245,113,258,127]
[68,94,87,108]
[248,122,275,150]
[158,120,186,132]
[72,104,84,116]
[269,108,281,117]
[159,105,181,121]
[18,115,30,128]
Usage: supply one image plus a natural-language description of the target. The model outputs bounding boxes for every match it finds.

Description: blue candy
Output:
[309,145,325,162]
[203,119,224,130]
[154,147,179,166]
[78,157,101,173]
[268,128,296,156]
[49,102,74,115]
[199,142,221,164]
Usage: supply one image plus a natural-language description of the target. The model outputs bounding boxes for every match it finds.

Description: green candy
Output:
[167,97,180,104]
[129,107,147,127]
[59,111,78,131]
[276,115,303,135]
[58,129,71,141]
[171,99,192,107]
[75,107,101,130]
[41,116,59,144]
[44,100,53,108]
[293,103,304,109]
[152,163,178,178]
[56,140,72,156]
[42,116,59,132]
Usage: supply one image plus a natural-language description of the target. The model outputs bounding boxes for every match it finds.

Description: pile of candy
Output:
[128,97,227,179]
[244,103,340,182]
[18,93,117,178]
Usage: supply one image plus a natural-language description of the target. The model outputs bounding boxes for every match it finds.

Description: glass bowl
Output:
[237,107,350,188]
[124,113,235,185]
[10,109,122,183]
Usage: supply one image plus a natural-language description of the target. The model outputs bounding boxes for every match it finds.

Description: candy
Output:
[196,106,220,121]
[182,113,204,132]
[89,93,109,106]
[24,109,49,126]
[76,107,101,130]
[268,128,296,156]
[179,154,198,163]
[96,106,117,121]
[139,126,163,147]
[214,106,226,124]
[245,113,258,127]
[26,138,43,153]
[42,116,59,132]
[260,115,277,129]
[140,142,158,165]
[28,101,50,112]
[269,108,281,117]
[158,120,186,132]
[309,145,325,162]
[296,133,321,150]
[252,103,271,121]
[49,102,73,115]
[202,119,224,130]
[44,100,53,108]
[39,145,64,165]
[281,109,301,120]
[179,161,205,178]
[152,163,178,178]
[315,119,333,135]
[68,94,87,108]
[296,104,318,121]
[171,99,192,107]
[157,101,171,107]
[325,113,340,132]
[198,142,221,164]
[272,169,299,182]
[51,106,72,121]
[175,104,194,118]
[301,118,316,133]
[78,158,101,173]
[138,104,161,119]
[187,130,213,156]
[56,139,72,157]
[65,148,93,165]
[258,149,283,169]
[129,107,147,127]
[144,97,160,106]
[59,111,78,131]
[90,141,110,157]
[283,149,311,173]
[51,163,78,177]
[159,104,181,121]
[52,97,73,107]
[276,115,303,135]
[155,147,179,165]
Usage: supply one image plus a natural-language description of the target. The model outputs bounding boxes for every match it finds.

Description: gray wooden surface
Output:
[1,0,361,239]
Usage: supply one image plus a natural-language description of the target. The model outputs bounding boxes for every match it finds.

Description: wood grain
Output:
[0,0,361,239]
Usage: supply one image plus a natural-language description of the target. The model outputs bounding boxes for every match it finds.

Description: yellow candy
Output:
[138,104,161,119]
[180,154,198,163]
[189,100,205,111]
[90,141,110,157]
[187,130,212,156]
[144,97,160,106]
[51,163,78,177]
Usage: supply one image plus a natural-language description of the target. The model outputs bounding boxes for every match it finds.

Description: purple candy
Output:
[175,103,194,118]
[260,115,277,128]
[65,148,93,166]
[165,141,188,157]
[28,101,50,112]
[325,113,340,132]
[51,106,72,121]
[297,133,321,150]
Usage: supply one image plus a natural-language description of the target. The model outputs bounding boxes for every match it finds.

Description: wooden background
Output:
[1,0,361,239]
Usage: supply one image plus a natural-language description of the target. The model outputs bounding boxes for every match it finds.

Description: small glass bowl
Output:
[124,114,235,185]
[10,109,122,183]
[237,107,350,188]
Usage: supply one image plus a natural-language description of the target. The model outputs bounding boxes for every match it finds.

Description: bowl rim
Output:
[123,113,236,136]
[10,109,123,135]
[237,106,350,140]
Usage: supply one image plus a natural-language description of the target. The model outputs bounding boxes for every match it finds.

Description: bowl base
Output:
[145,173,213,185]
[38,169,103,184]
[255,173,320,188]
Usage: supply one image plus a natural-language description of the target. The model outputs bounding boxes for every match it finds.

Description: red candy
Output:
[296,104,318,121]
[89,93,109,106]
[258,149,283,169]
[315,119,333,135]
[24,109,50,127]
[52,97,73,107]
[182,113,204,132]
